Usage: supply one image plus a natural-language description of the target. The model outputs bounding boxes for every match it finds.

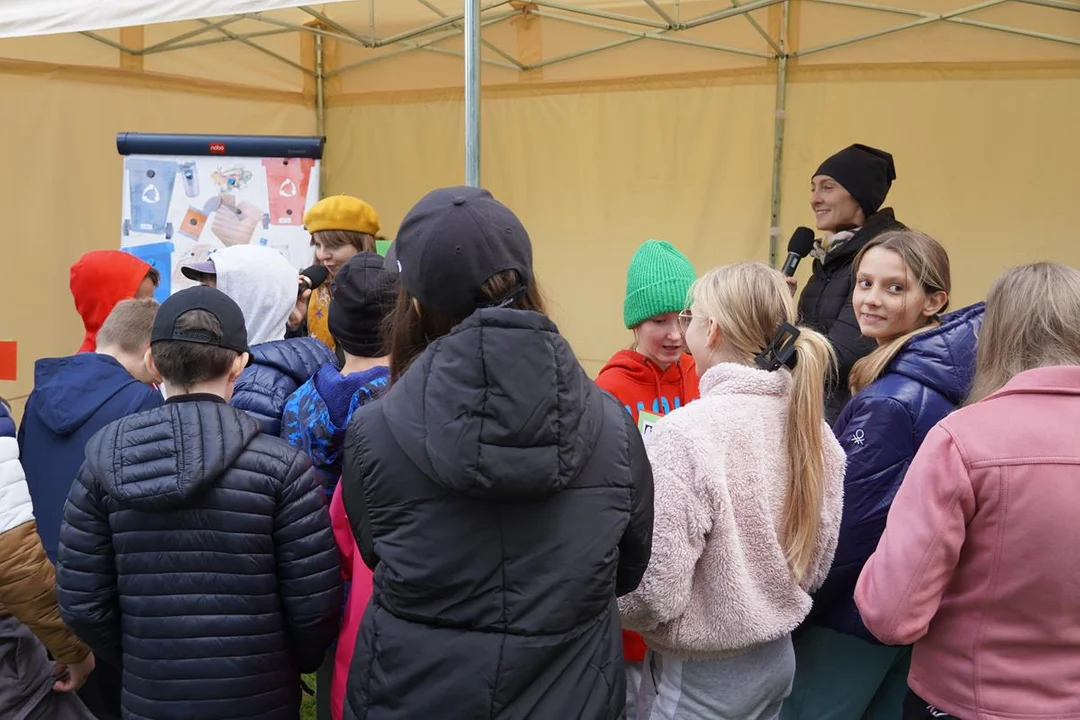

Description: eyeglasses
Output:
[678,310,695,331]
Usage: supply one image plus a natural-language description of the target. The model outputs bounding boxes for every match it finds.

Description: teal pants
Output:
[781,625,911,720]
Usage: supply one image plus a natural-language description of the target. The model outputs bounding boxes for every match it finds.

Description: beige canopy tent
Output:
[0,0,1077,408]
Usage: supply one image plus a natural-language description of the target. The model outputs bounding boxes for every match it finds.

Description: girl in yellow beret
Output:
[293,195,383,355]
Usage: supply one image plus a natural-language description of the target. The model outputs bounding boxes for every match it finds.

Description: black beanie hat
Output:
[328,252,398,358]
[813,143,897,217]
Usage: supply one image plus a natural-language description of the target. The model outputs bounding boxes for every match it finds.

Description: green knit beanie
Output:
[623,240,696,329]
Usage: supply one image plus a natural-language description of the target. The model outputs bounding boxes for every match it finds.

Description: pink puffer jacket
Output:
[329,482,374,720]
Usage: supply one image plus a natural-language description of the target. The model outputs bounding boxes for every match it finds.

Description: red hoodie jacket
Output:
[70,251,152,353]
[595,349,700,662]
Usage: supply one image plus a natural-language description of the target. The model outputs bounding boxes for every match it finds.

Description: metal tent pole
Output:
[768,0,790,268]
[315,33,327,198]
[464,0,481,186]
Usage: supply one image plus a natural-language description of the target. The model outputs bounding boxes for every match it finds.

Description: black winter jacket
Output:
[341,308,654,720]
[797,208,905,423]
[231,336,337,436]
[56,397,342,720]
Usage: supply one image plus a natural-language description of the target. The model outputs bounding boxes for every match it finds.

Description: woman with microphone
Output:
[789,144,904,424]
[287,194,385,363]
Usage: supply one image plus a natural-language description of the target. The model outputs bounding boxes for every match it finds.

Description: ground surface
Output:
[301,674,317,719]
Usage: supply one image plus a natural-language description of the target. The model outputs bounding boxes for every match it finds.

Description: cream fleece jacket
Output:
[619,362,845,661]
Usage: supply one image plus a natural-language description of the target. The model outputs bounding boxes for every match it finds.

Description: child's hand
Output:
[53,652,96,692]
[289,285,312,330]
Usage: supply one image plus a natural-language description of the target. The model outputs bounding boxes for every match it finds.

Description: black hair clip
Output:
[754,322,801,372]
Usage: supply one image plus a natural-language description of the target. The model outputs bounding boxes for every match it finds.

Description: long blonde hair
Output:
[968,262,1080,404]
[692,262,836,583]
[849,230,951,394]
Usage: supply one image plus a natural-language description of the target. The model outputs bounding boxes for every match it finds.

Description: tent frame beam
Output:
[195,17,313,73]
[803,0,1080,52]
[528,1,670,29]
[74,0,1079,78]
[414,0,524,69]
[533,9,773,60]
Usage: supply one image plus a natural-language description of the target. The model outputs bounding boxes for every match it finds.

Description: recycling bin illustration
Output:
[210,193,269,247]
[123,241,174,303]
[262,157,314,226]
[179,161,199,198]
[122,158,179,240]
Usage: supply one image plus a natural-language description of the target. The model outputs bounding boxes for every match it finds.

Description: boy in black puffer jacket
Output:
[56,286,342,720]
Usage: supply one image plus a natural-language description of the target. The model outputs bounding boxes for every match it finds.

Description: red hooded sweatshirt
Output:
[594,349,700,662]
[70,251,152,354]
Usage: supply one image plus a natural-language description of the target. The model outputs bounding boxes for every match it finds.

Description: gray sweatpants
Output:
[637,635,795,720]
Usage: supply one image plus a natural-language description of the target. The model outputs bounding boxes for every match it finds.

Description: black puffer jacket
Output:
[797,208,905,423]
[341,308,654,720]
[56,397,342,720]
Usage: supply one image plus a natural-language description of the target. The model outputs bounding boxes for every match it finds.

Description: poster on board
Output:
[117,133,324,302]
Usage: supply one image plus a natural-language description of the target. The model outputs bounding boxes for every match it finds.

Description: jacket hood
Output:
[70,250,152,353]
[32,354,150,436]
[212,245,297,346]
[381,308,605,498]
[85,401,261,511]
[889,302,985,404]
[248,337,335,385]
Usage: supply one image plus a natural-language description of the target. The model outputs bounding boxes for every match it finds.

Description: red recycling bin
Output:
[262,158,315,226]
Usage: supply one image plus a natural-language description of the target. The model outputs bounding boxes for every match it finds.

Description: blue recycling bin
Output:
[123,158,179,240]
[124,241,174,303]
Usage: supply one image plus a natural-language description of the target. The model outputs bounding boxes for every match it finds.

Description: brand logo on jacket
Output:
[851,428,865,445]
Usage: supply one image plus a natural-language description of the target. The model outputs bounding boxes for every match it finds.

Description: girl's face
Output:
[854,247,946,344]
[682,306,715,373]
[635,313,686,370]
[810,175,865,233]
[312,238,358,279]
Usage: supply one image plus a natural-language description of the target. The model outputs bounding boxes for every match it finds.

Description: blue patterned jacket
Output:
[281,363,390,495]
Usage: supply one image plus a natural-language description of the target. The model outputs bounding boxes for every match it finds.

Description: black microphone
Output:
[299,264,329,296]
[782,227,817,277]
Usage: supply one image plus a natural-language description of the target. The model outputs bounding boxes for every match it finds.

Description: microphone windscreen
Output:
[787,227,817,257]
[301,264,329,290]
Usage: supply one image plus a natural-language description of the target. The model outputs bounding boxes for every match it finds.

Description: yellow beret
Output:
[303,195,381,235]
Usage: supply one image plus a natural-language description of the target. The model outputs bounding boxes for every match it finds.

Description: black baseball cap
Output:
[393,186,533,318]
[151,285,250,361]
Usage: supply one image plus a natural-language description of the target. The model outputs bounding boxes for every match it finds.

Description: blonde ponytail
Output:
[692,262,837,584]
[783,329,835,583]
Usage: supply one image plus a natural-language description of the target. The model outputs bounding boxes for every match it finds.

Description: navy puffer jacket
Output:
[56,397,342,720]
[341,308,654,720]
[231,337,336,435]
[809,303,984,639]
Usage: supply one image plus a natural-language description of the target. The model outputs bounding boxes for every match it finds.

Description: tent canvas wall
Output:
[0,0,1077,414]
